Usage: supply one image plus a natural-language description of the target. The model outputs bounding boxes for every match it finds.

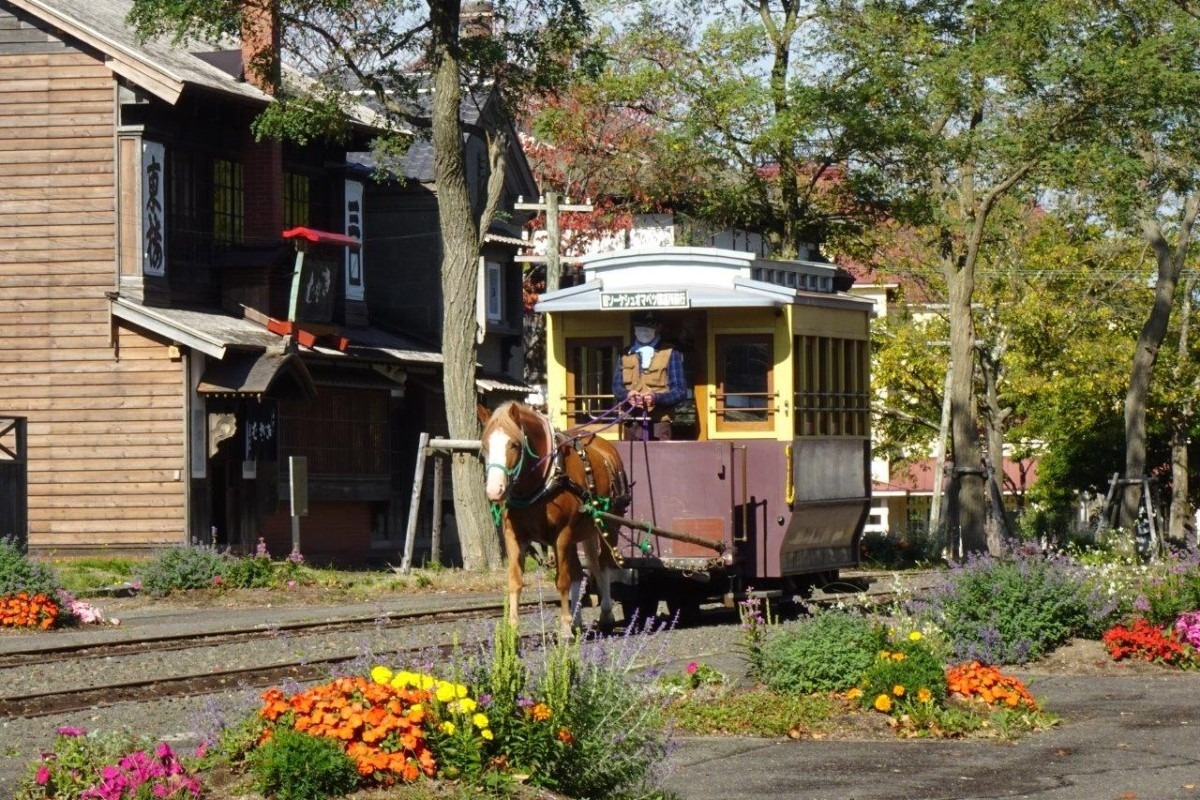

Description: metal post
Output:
[400,432,429,574]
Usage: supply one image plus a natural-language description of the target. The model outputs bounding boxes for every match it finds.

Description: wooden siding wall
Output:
[0,7,188,552]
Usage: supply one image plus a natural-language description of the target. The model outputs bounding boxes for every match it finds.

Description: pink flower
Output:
[35,766,50,785]
[686,661,698,675]
[56,726,85,737]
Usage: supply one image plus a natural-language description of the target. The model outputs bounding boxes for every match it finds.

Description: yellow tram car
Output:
[535,246,875,620]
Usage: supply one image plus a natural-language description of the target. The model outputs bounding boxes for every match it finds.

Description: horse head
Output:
[482,402,553,503]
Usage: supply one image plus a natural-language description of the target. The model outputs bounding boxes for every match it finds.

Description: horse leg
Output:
[555,532,583,639]
[581,530,616,630]
[502,518,524,629]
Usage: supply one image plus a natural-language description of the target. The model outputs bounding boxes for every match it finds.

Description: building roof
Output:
[110,296,442,365]
[872,456,1039,496]
[535,247,874,314]
[10,0,379,127]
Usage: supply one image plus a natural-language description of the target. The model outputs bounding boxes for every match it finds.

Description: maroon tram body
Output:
[535,246,874,617]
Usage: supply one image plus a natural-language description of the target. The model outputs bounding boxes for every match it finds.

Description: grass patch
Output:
[48,557,139,592]
[667,688,839,737]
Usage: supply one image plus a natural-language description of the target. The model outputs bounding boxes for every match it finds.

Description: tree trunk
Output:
[979,334,1011,551]
[1121,200,1199,531]
[429,0,502,571]
[944,257,988,556]
[1169,274,1196,544]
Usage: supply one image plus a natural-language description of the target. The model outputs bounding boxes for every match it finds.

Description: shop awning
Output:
[197,351,317,399]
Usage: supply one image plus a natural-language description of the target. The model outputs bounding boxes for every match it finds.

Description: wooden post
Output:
[430,454,444,567]
[400,432,429,574]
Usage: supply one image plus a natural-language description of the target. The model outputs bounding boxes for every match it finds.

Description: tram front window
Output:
[716,334,773,430]
[566,338,620,426]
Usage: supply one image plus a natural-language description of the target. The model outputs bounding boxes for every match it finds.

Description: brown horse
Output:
[482,401,628,637]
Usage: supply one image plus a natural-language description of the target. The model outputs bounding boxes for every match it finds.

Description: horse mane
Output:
[482,401,524,444]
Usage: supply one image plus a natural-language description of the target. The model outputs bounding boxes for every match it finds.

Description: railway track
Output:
[0,571,942,721]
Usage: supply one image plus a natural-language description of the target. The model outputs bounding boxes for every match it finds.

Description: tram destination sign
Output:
[600,290,690,310]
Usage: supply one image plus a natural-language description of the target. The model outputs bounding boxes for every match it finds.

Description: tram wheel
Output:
[620,585,660,627]
[666,598,701,627]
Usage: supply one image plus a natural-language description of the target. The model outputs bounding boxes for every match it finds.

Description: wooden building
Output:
[0,0,528,564]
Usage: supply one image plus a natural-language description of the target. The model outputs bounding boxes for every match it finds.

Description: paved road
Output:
[664,670,1200,800]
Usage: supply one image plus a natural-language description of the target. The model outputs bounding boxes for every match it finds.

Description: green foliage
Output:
[920,549,1115,664]
[667,687,837,736]
[249,728,360,800]
[856,636,947,714]
[760,611,888,695]
[0,535,59,597]
[220,553,275,590]
[47,557,136,592]
[1135,565,1200,626]
[860,530,942,569]
[136,545,225,596]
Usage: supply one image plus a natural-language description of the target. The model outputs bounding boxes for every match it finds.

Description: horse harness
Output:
[494,420,630,563]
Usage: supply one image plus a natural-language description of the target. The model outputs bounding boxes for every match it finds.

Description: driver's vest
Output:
[620,348,675,422]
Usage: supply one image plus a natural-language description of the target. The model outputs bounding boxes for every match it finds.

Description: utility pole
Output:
[514,191,593,291]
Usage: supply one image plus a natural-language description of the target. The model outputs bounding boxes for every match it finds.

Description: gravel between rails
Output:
[0,592,754,796]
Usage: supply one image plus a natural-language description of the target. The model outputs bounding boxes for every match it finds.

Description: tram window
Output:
[715,334,774,431]
[565,337,621,426]
[794,335,869,437]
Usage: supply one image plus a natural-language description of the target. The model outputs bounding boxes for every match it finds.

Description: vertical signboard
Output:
[344,180,365,300]
[142,140,166,277]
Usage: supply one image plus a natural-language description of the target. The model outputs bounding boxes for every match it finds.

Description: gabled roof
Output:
[7,0,270,104]
[9,0,381,128]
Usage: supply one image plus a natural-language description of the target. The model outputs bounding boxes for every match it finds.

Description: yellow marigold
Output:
[370,666,393,685]
[440,721,456,735]
[455,684,469,699]
[873,694,893,713]
[456,697,477,714]
[435,682,456,703]
[908,631,923,642]
[879,650,892,660]
[917,687,933,703]
[472,712,490,730]
[892,685,906,697]
[481,729,494,741]
[846,687,863,700]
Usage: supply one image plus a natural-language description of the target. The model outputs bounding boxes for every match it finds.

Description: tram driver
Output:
[612,310,688,440]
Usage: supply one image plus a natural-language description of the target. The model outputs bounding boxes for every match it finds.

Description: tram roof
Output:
[535,246,874,313]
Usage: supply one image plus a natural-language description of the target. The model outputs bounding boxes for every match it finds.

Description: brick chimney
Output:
[227,0,285,318]
[240,0,280,94]
[461,0,495,39]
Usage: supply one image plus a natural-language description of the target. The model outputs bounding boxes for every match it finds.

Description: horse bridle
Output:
[485,412,558,505]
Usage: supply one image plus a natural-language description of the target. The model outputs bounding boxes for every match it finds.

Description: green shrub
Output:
[918,547,1114,664]
[137,546,226,596]
[0,535,59,596]
[1136,565,1200,625]
[249,728,360,800]
[221,554,275,589]
[445,615,670,799]
[856,634,947,714]
[760,611,887,695]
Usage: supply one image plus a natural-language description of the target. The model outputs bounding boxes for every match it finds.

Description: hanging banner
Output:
[344,179,365,300]
[142,140,166,277]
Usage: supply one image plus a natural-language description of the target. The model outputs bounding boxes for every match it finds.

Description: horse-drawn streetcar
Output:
[524,246,874,623]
